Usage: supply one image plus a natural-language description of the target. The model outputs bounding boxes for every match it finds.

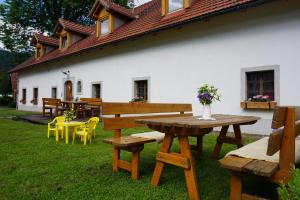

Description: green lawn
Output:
[0,108,278,200]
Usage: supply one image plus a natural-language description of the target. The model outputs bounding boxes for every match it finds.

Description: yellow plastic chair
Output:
[85,117,99,138]
[72,117,99,145]
[47,116,65,141]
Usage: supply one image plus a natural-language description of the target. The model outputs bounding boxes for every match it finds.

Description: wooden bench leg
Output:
[230,171,242,200]
[131,150,140,180]
[151,134,174,186]
[113,147,120,172]
[211,125,229,158]
[179,135,200,200]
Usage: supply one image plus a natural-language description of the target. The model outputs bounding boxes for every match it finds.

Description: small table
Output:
[57,121,85,144]
[137,114,260,200]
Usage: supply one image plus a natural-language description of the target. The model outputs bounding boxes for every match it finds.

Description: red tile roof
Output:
[89,0,138,19]
[32,34,59,47]
[10,0,266,73]
[54,19,94,36]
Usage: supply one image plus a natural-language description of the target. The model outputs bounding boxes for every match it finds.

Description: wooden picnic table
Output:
[136,114,260,200]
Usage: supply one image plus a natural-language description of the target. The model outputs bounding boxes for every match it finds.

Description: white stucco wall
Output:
[17,1,300,134]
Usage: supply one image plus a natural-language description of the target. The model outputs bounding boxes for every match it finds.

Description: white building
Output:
[10,0,300,134]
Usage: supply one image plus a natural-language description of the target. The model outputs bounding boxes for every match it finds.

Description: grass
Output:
[0,108,278,200]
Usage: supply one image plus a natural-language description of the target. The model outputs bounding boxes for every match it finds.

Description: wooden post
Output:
[233,125,243,148]
[211,125,229,158]
[230,171,242,200]
[178,135,200,200]
[151,134,174,186]
[113,114,121,172]
[131,150,141,180]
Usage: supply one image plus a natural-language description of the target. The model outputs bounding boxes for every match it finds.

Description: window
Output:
[92,83,101,98]
[21,88,26,104]
[61,36,68,48]
[51,87,57,98]
[134,80,148,101]
[32,88,38,105]
[246,70,274,100]
[168,0,183,13]
[100,19,109,35]
[77,81,82,94]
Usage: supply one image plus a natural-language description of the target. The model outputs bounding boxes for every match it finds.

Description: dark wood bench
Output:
[102,102,194,180]
[42,98,63,117]
[219,106,300,200]
[80,98,102,117]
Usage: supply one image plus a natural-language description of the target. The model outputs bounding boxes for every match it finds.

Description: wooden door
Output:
[64,81,73,101]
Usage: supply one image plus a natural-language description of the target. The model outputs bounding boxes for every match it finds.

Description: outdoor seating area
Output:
[1,105,300,199]
[42,97,102,119]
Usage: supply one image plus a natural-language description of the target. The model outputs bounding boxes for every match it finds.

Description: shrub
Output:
[277,166,300,200]
[0,96,14,107]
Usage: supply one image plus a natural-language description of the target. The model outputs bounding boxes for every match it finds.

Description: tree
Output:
[0,0,95,54]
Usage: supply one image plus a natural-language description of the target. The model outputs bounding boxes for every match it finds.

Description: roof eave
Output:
[10,0,272,74]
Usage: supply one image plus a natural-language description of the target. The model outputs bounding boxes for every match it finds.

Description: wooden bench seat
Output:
[101,102,194,180]
[219,106,300,200]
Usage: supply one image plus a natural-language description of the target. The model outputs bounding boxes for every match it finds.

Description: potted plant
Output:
[241,95,277,109]
[130,97,146,103]
[63,109,76,122]
[197,84,220,120]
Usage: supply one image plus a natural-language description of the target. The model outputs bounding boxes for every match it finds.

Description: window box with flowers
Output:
[241,95,277,109]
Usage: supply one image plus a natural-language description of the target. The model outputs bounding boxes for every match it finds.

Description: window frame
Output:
[100,18,110,36]
[132,77,150,102]
[21,88,26,104]
[241,65,280,103]
[167,0,184,13]
[32,87,38,105]
[91,82,102,99]
[77,80,83,95]
[51,87,57,99]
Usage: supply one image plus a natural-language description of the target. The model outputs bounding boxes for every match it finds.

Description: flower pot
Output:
[203,104,212,120]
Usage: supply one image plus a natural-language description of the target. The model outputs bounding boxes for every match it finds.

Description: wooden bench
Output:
[80,98,102,117]
[102,102,194,180]
[42,98,63,117]
[219,106,300,200]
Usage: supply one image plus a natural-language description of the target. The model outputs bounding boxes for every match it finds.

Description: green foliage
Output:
[278,166,300,200]
[0,69,11,96]
[113,0,134,8]
[197,84,221,105]
[0,96,14,106]
[63,109,76,122]
[0,109,281,199]
[0,0,95,53]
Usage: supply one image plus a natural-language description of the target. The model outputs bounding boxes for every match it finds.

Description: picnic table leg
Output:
[196,136,203,155]
[211,125,229,158]
[151,134,174,186]
[178,135,200,200]
[233,125,244,148]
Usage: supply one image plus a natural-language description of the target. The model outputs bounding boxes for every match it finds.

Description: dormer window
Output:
[32,34,59,57]
[168,0,183,13]
[162,0,189,16]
